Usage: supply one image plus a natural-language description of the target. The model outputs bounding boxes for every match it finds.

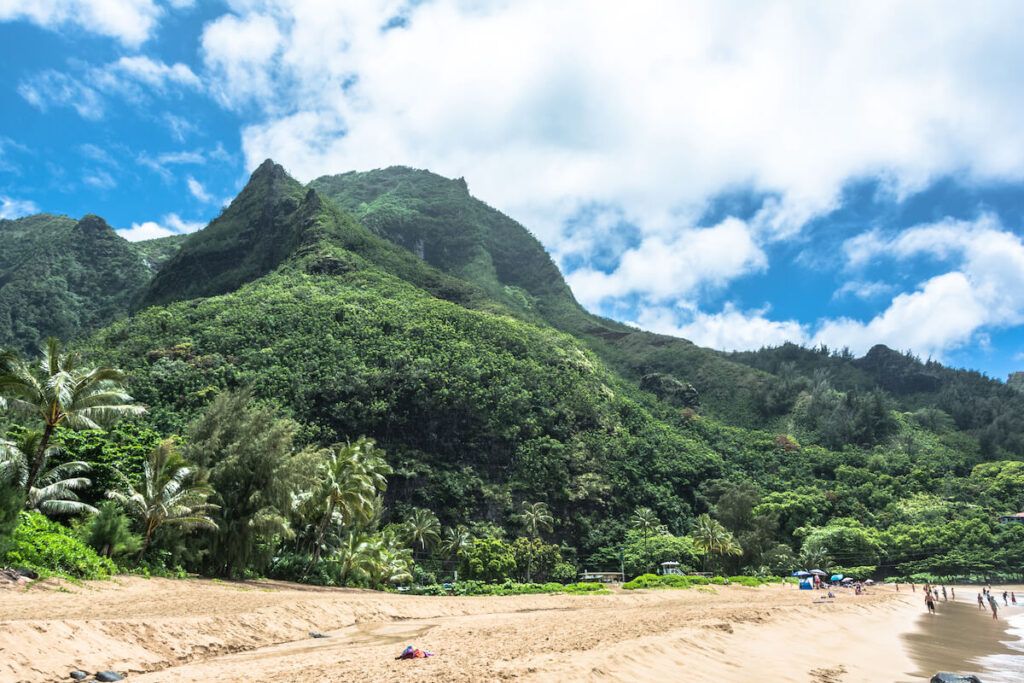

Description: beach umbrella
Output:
[830,574,843,582]
[791,570,811,577]
[810,569,827,576]
[841,577,854,583]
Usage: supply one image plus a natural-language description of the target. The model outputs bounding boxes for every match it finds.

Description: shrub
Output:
[5,511,116,579]
[622,573,776,590]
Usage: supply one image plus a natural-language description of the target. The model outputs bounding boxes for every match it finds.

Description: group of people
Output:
[976,586,1016,620]
[919,583,952,614]
[911,581,1017,620]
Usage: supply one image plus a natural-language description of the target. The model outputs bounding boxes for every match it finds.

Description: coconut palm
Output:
[630,506,661,572]
[366,527,414,588]
[517,502,554,539]
[798,544,832,572]
[0,339,144,492]
[0,431,95,517]
[692,513,743,571]
[303,438,390,563]
[335,530,378,585]
[405,507,441,553]
[441,524,472,559]
[108,439,218,559]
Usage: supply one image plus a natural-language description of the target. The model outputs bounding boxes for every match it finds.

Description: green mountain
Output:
[0,213,181,354]
[5,160,1024,571]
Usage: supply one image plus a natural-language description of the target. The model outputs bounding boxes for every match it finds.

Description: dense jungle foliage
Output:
[2,160,1024,587]
[0,213,181,354]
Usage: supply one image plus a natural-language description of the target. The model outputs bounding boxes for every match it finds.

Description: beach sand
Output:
[0,577,1009,682]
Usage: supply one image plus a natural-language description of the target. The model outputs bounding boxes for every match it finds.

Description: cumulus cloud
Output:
[0,195,38,219]
[117,211,204,241]
[565,217,766,308]
[0,0,163,46]
[636,304,811,352]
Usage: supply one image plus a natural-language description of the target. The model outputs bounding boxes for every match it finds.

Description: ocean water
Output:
[904,586,1024,682]
[975,607,1024,681]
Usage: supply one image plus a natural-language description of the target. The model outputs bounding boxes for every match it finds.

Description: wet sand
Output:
[1,577,1015,682]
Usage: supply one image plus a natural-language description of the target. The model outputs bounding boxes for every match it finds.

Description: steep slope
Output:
[0,213,155,353]
[311,167,773,425]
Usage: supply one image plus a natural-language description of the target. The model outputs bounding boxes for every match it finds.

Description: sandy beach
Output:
[3,578,1021,682]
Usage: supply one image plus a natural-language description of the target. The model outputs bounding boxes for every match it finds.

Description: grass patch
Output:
[621,574,779,590]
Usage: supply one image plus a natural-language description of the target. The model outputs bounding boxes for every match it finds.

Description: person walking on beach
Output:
[1013,592,1017,606]
[988,593,999,620]
[942,586,947,601]
[951,587,955,600]
[925,590,937,614]
[978,592,985,610]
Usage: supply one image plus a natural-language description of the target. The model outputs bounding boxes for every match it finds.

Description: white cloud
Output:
[832,280,895,301]
[95,55,200,93]
[83,169,116,189]
[636,303,811,352]
[137,149,206,180]
[566,217,766,308]
[0,195,38,219]
[201,12,283,108]
[19,55,199,119]
[0,0,163,47]
[18,70,104,119]
[186,176,212,202]
[117,211,204,241]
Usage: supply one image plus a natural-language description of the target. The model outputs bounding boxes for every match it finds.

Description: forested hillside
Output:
[3,160,1024,588]
[0,213,182,353]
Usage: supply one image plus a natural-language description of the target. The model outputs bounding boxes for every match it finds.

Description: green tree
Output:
[301,438,390,564]
[441,524,472,560]
[0,431,95,517]
[691,513,742,572]
[0,338,144,492]
[186,390,305,578]
[108,439,218,559]
[460,537,517,582]
[516,501,554,581]
[81,501,140,558]
[405,507,441,553]
[629,506,662,573]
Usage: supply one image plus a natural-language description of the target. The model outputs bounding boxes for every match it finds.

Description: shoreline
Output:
[0,578,1015,682]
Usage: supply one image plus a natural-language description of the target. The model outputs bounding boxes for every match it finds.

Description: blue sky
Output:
[3,1,1024,380]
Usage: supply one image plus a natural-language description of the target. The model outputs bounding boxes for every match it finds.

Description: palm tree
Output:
[0,339,144,492]
[516,502,554,582]
[303,438,390,564]
[108,439,218,559]
[799,544,831,572]
[692,513,743,572]
[335,530,378,585]
[518,502,554,538]
[630,506,661,573]
[0,431,95,517]
[405,507,441,553]
[441,524,472,573]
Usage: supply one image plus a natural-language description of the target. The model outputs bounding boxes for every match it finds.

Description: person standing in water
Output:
[951,587,955,600]
[1013,592,1017,606]
[988,593,999,620]
[1003,591,1009,606]
[925,589,937,614]
[942,586,947,601]
[978,592,985,610]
